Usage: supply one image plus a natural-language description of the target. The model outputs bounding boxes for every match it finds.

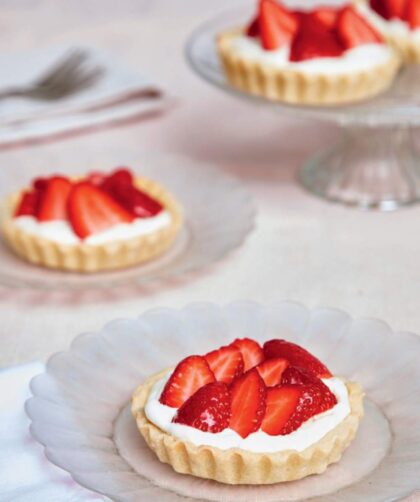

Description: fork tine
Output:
[35,49,88,88]
[34,65,105,100]
[69,66,105,91]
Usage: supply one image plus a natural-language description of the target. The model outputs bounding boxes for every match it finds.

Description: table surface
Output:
[0,1,418,500]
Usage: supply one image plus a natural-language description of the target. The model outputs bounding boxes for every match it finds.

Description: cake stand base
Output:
[299,126,420,211]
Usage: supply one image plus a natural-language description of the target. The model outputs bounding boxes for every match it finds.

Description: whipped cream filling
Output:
[13,210,172,246]
[228,35,394,74]
[144,373,351,453]
[356,3,420,41]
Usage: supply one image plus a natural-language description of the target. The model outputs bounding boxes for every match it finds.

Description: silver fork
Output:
[0,49,104,101]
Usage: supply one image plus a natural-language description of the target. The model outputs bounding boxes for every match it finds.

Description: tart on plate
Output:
[355,0,420,62]
[1,168,182,273]
[217,0,401,105]
[132,337,364,484]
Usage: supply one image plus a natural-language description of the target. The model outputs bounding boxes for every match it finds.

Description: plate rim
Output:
[25,301,420,502]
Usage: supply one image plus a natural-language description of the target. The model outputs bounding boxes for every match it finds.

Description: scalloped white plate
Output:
[26,302,420,501]
[0,152,255,290]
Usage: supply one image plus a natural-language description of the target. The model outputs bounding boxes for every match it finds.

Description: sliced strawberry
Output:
[281,382,334,434]
[120,186,163,218]
[205,345,244,384]
[101,168,163,218]
[101,167,133,193]
[67,182,134,239]
[231,338,264,371]
[33,177,49,192]
[173,381,231,433]
[259,0,299,50]
[263,339,332,378]
[159,355,215,408]
[290,15,344,62]
[337,6,383,50]
[370,0,391,19]
[280,365,312,385]
[281,366,337,412]
[261,385,301,435]
[229,368,266,438]
[404,0,420,29]
[38,176,72,222]
[14,191,40,217]
[387,0,408,19]
[256,357,289,386]
[246,16,260,37]
[310,7,339,29]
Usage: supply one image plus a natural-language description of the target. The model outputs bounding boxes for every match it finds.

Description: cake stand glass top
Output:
[185,5,420,210]
[185,5,420,127]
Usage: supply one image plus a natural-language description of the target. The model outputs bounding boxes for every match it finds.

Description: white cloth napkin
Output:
[0,362,106,501]
[0,45,174,145]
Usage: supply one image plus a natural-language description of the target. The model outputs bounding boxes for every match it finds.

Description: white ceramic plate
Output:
[26,302,420,501]
[0,152,255,290]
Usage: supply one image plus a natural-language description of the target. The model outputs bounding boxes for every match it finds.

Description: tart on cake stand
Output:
[186,2,420,210]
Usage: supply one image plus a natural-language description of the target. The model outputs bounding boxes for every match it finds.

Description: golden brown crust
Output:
[383,33,420,63]
[0,176,182,273]
[131,370,365,485]
[217,29,401,105]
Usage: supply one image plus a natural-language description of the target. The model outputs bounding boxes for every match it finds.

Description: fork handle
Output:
[0,87,32,100]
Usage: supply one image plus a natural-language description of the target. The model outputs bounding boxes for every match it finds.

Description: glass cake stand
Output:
[185,6,420,210]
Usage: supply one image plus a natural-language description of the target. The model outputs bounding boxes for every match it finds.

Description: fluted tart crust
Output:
[1,176,182,273]
[132,369,364,485]
[218,29,401,106]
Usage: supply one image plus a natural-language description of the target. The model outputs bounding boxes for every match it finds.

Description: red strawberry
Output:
[261,385,301,435]
[404,0,420,28]
[259,0,299,50]
[263,339,332,378]
[231,338,264,371]
[100,167,163,218]
[121,186,163,218]
[101,168,133,192]
[14,191,40,217]
[256,357,289,386]
[38,176,72,222]
[229,369,266,438]
[159,355,215,408]
[387,0,408,19]
[290,15,344,62]
[281,366,337,412]
[205,345,244,384]
[246,16,260,37]
[67,182,134,239]
[310,7,339,29]
[173,382,231,433]
[33,177,49,192]
[281,365,312,385]
[370,0,390,19]
[281,383,333,434]
[337,6,383,49]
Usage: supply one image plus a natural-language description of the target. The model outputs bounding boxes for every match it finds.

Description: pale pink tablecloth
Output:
[0,0,418,500]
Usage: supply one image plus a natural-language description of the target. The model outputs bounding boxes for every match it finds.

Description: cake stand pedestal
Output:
[300,125,420,210]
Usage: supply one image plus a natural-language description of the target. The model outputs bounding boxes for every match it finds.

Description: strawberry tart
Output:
[132,337,364,484]
[356,0,420,62]
[1,168,182,272]
[217,0,401,105]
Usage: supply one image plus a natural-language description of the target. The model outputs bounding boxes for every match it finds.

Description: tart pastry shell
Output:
[381,33,420,63]
[131,370,365,485]
[217,30,401,105]
[1,176,182,273]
